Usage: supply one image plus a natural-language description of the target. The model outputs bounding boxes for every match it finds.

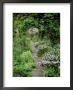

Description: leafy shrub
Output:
[44,65,60,77]
[13,51,35,77]
[20,51,33,63]
[13,64,32,77]
[45,45,60,61]
[42,52,56,61]
[37,47,48,57]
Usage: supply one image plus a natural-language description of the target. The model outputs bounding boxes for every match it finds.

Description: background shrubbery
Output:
[13,13,60,44]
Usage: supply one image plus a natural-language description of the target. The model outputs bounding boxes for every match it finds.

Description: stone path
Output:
[31,42,44,77]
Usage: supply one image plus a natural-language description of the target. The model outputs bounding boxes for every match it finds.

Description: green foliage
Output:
[44,65,60,77]
[44,44,60,61]
[13,64,32,77]
[13,51,35,77]
[37,43,60,61]
[37,48,48,57]
[20,51,33,63]
[13,13,60,44]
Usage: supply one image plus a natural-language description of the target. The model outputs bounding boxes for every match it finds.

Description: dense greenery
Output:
[13,51,35,76]
[44,64,60,77]
[13,13,60,77]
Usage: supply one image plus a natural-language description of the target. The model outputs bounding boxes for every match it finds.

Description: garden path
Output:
[31,41,44,77]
